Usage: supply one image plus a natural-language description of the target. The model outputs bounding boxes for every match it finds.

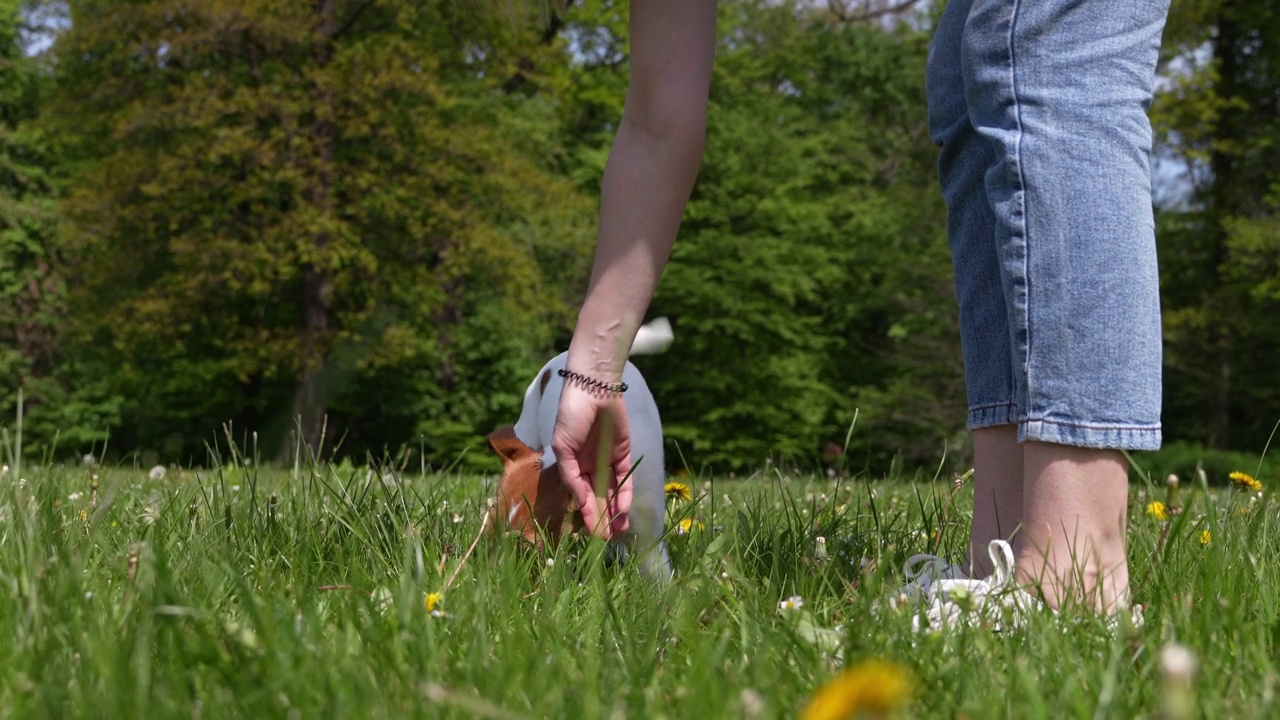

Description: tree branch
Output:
[826,0,925,23]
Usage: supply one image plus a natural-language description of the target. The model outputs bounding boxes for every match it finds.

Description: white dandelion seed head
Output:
[149,465,166,481]
[1159,643,1197,684]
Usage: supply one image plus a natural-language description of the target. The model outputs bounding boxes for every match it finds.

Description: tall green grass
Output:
[0,443,1274,718]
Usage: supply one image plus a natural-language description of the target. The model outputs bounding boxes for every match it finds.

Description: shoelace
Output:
[913,540,1030,632]
[900,553,968,601]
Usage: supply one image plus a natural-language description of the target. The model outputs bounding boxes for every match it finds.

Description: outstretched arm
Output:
[553,0,718,539]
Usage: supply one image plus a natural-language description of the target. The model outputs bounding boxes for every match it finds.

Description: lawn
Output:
[0,441,1275,719]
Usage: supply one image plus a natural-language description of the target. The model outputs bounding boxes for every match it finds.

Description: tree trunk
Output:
[1206,2,1238,448]
[291,0,338,458]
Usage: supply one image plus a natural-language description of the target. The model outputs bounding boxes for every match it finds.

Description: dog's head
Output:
[486,426,582,547]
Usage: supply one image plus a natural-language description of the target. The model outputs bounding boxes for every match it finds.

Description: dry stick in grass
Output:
[930,468,974,557]
[422,682,534,720]
[313,508,493,599]
[122,544,143,631]
[588,315,639,539]
[443,509,492,594]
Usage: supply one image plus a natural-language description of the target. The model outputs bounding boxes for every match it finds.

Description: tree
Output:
[51,0,595,463]
[0,0,121,456]
[637,1,958,472]
[1153,0,1280,451]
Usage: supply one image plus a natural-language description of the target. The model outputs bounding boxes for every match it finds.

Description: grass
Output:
[0,443,1276,719]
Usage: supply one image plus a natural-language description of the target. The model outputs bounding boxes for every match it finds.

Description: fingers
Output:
[608,413,634,535]
[610,467,633,535]
[554,446,611,541]
[551,385,635,542]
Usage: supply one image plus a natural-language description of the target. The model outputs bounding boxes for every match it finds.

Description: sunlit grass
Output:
[0,446,1275,718]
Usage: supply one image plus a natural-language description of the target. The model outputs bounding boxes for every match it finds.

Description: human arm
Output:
[552,0,719,539]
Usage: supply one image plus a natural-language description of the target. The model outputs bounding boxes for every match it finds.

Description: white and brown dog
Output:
[486,318,673,580]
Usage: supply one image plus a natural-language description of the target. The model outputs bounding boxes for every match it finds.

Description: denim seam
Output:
[1007,0,1033,420]
[969,402,1013,411]
[1023,417,1162,431]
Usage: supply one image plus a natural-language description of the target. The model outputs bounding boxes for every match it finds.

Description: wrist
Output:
[565,311,636,381]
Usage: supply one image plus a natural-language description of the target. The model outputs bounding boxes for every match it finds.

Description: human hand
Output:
[551,382,633,540]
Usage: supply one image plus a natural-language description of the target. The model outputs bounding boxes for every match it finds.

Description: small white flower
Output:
[231,485,241,492]
[1,464,9,476]
[545,558,555,568]
[67,492,84,501]
[84,592,94,601]
[778,595,804,612]
[452,514,464,524]
[148,465,166,481]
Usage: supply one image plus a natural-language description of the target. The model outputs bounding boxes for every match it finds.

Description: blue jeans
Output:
[927,0,1170,450]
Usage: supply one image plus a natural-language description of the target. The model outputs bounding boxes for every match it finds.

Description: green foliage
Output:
[0,0,121,456]
[48,0,594,464]
[644,3,958,472]
[1132,439,1272,487]
[1154,0,1280,451]
[5,0,1279,470]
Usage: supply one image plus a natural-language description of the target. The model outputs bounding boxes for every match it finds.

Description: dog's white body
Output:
[510,346,671,579]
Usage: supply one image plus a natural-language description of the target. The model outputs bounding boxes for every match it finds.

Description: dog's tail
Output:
[630,317,673,356]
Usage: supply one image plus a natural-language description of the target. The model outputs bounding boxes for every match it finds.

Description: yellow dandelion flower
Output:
[664,482,692,502]
[425,592,443,614]
[1146,501,1168,521]
[801,660,914,720]
[1229,471,1262,492]
[1198,530,1211,546]
[675,517,704,535]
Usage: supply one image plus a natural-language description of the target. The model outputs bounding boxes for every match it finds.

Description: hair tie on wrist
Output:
[558,368,628,394]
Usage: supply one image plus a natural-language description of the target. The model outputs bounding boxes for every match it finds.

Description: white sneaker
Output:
[899,551,969,601]
[910,539,1040,633]
[905,540,1146,634]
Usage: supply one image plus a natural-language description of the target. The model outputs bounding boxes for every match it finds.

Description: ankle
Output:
[1014,546,1129,613]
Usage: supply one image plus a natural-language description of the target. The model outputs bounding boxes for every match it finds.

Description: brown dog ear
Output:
[487,426,534,465]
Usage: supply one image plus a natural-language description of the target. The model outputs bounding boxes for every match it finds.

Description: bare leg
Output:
[1017,441,1130,613]
[967,426,1023,577]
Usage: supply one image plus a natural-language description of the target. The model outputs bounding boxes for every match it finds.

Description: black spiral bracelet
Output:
[558,368,628,394]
